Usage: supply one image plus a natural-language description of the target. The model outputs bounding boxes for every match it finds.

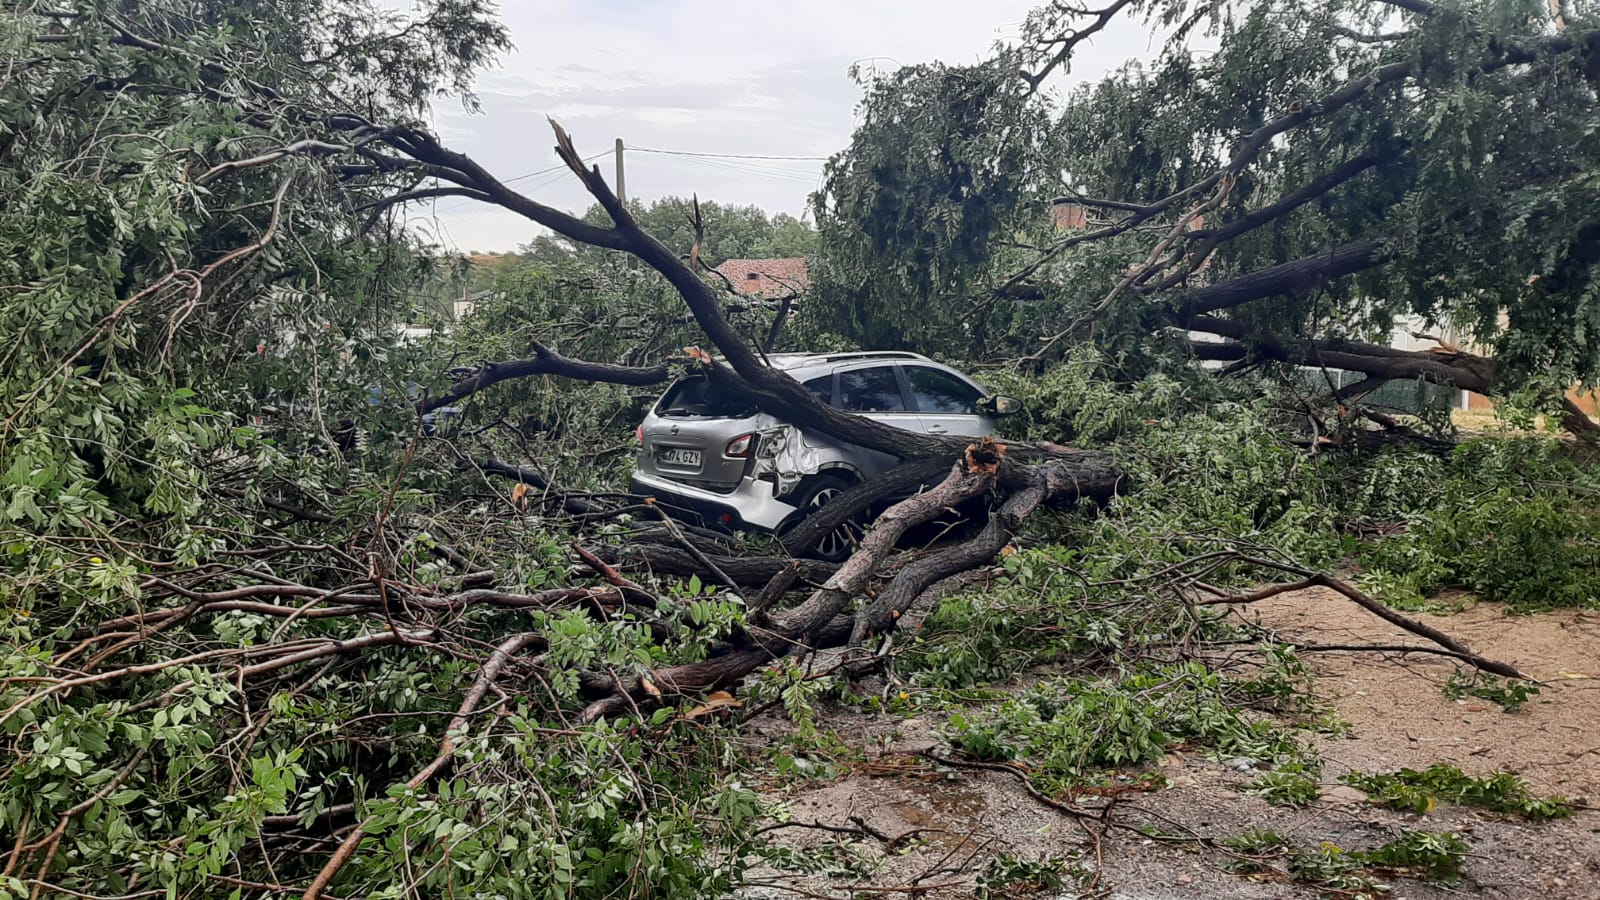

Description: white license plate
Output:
[656,447,702,467]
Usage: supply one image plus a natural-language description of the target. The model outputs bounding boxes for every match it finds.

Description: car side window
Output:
[838,366,907,412]
[802,375,834,407]
[905,366,982,415]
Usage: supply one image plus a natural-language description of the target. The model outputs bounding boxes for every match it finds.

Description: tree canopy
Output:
[0,0,509,530]
[811,0,1600,430]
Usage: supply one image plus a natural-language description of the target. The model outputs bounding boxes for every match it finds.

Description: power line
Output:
[630,146,829,161]
[671,154,819,186]
[500,151,611,186]
[425,144,827,244]
[433,152,609,214]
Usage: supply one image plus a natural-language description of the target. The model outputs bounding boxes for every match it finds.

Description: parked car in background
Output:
[629,351,1020,559]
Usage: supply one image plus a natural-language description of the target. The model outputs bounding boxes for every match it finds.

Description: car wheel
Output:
[789,474,865,563]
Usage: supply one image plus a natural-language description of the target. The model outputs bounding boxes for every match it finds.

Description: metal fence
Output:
[1294,367,1458,414]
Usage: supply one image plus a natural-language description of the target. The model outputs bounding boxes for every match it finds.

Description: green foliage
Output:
[1343,764,1572,820]
[1440,671,1541,712]
[1354,439,1600,610]
[985,356,1600,612]
[942,658,1319,796]
[810,60,1051,354]
[976,853,1085,898]
[1246,767,1322,808]
[899,541,1196,690]
[1225,828,1471,891]
[1360,829,1472,884]
[0,3,780,897]
[754,838,877,881]
[345,717,762,898]
[814,0,1600,399]
[0,0,507,535]
[6,4,1600,898]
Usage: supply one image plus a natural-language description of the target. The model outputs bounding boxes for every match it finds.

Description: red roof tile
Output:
[714,258,809,295]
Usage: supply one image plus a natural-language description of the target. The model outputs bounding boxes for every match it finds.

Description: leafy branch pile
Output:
[2,0,1599,898]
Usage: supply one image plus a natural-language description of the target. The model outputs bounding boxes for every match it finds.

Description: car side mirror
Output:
[979,395,1022,416]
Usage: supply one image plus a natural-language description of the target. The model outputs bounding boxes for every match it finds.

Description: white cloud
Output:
[418,0,1153,252]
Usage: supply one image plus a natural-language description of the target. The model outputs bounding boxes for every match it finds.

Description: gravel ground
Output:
[737,593,1600,899]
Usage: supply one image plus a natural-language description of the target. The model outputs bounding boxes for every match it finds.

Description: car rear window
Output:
[802,375,833,406]
[654,376,757,418]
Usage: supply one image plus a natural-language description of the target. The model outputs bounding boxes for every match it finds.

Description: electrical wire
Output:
[433,152,609,214]
[629,146,828,161]
[425,145,825,250]
[667,154,820,186]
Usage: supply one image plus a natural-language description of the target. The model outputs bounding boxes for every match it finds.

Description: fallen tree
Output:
[0,4,1574,898]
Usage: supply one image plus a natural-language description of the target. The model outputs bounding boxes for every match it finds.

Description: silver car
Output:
[629,351,1017,558]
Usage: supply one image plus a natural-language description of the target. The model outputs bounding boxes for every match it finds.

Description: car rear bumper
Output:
[629,470,799,532]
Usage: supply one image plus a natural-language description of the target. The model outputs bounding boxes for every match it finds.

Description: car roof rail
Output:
[806,350,928,364]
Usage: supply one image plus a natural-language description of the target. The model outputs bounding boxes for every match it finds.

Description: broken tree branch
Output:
[302,632,544,900]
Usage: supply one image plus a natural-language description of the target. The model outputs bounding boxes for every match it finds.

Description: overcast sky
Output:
[414,0,1157,253]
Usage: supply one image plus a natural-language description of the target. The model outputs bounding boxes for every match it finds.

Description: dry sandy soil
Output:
[738,591,1600,899]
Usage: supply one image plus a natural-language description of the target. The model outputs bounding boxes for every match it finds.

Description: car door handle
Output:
[925,424,947,434]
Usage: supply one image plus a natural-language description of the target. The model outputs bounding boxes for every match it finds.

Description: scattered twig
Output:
[649,502,741,594]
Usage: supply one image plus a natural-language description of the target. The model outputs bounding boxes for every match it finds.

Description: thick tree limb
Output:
[420,342,670,414]
[1375,0,1434,14]
[779,457,953,555]
[580,441,1122,719]
[1186,322,1496,392]
[579,447,1009,720]
[776,454,999,644]
[1173,238,1391,319]
[477,458,599,516]
[1561,396,1600,436]
[337,123,633,252]
[1154,154,1387,291]
[849,480,1046,645]
[594,545,838,587]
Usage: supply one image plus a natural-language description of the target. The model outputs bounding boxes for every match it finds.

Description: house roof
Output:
[714,258,809,295]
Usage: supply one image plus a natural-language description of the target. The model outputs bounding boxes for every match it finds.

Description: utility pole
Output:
[614,138,626,205]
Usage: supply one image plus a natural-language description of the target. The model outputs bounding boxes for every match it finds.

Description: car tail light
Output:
[724,433,754,458]
[635,425,644,445]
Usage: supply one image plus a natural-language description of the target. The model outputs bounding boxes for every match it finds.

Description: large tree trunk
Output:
[574,440,1128,719]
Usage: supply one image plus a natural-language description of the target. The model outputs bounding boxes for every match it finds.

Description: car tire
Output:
[786,473,866,563]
